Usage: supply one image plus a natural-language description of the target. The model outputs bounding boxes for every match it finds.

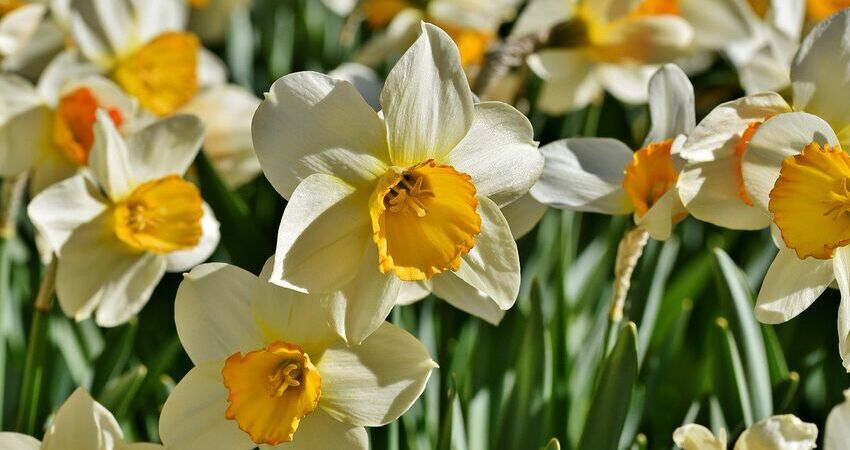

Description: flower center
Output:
[630,0,681,17]
[769,142,850,259]
[112,32,199,116]
[363,0,413,28]
[734,117,772,206]
[222,341,322,446]
[113,175,203,254]
[53,87,124,166]
[370,160,481,281]
[622,139,679,218]
[806,0,850,22]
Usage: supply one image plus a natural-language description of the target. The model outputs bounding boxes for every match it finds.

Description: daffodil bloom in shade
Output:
[0,52,142,194]
[253,23,541,343]
[678,6,850,231]
[66,0,264,187]
[825,389,850,450]
[158,261,436,450]
[673,415,817,449]
[27,112,220,327]
[530,64,693,241]
[517,0,693,114]
[0,387,163,449]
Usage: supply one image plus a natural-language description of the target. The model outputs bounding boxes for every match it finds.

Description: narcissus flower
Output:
[0,53,142,194]
[159,261,436,449]
[28,112,220,327]
[826,389,850,449]
[253,23,541,343]
[518,0,693,114]
[673,415,817,449]
[531,64,693,241]
[678,7,850,231]
[0,387,163,449]
[67,0,263,186]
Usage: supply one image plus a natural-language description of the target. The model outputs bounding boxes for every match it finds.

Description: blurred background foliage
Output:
[2,0,849,449]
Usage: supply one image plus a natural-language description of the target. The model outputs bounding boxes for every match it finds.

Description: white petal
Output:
[0,433,40,450]
[27,175,107,255]
[165,202,220,272]
[180,84,261,187]
[734,415,817,450]
[531,138,633,214]
[755,248,834,324]
[353,9,422,68]
[68,10,113,68]
[126,114,204,183]
[35,50,101,106]
[279,409,368,450]
[526,49,601,114]
[328,63,383,112]
[88,109,133,200]
[324,246,403,345]
[271,173,371,294]
[132,0,189,43]
[832,246,850,372]
[29,152,80,196]
[253,257,340,356]
[381,22,474,167]
[444,102,541,207]
[41,388,124,450]
[252,71,389,199]
[174,263,265,365]
[93,252,168,327]
[501,193,548,239]
[455,196,519,310]
[672,424,725,450]
[0,4,45,57]
[0,74,50,177]
[677,92,790,230]
[62,76,137,123]
[791,8,850,130]
[645,64,694,145]
[320,0,357,16]
[742,111,839,212]
[680,0,752,50]
[159,361,255,450]
[635,187,685,241]
[396,282,431,306]
[510,0,573,38]
[317,322,436,427]
[197,48,228,88]
[430,272,505,325]
[825,390,850,450]
[596,64,658,105]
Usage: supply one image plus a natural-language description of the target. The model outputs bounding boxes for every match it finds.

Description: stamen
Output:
[823,177,850,220]
[269,361,302,397]
[385,173,435,217]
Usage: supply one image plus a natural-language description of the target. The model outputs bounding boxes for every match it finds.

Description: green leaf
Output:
[714,318,754,426]
[97,365,148,421]
[577,322,638,450]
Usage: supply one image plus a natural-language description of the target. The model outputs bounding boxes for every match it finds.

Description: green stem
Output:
[16,258,57,435]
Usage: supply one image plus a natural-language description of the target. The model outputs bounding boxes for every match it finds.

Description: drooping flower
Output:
[159,261,436,449]
[518,0,693,114]
[28,112,220,327]
[66,0,263,187]
[252,23,542,343]
[530,64,694,241]
[0,387,163,450]
[673,414,817,450]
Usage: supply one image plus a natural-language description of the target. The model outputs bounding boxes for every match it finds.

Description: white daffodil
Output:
[28,112,220,327]
[0,52,144,194]
[673,414,818,450]
[0,1,69,78]
[531,64,693,241]
[709,10,850,370]
[186,0,250,44]
[678,7,850,231]
[0,387,163,450]
[67,0,263,187]
[723,0,805,94]
[352,0,521,70]
[159,261,436,450]
[253,23,541,343]
[517,0,693,114]
[825,389,850,449]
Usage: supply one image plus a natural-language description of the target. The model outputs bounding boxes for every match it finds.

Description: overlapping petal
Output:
[755,247,834,325]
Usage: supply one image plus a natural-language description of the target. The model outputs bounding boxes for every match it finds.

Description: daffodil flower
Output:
[158,261,436,449]
[678,7,850,231]
[673,414,817,450]
[517,0,693,114]
[0,53,142,194]
[253,23,541,343]
[67,0,263,187]
[825,389,850,449]
[688,10,850,370]
[28,112,220,327]
[0,387,162,449]
[530,64,693,241]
